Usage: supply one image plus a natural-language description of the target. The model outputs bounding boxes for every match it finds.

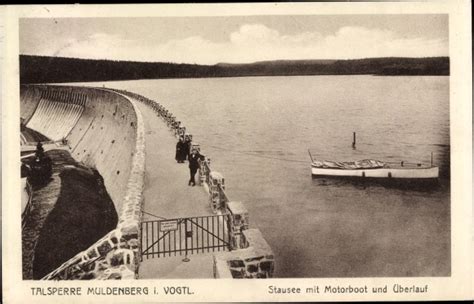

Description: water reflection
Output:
[312,175,444,193]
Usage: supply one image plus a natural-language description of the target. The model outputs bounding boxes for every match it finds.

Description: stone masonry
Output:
[114,89,276,279]
[214,229,275,279]
[42,91,145,280]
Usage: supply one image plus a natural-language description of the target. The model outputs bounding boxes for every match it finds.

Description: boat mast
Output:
[308,149,314,163]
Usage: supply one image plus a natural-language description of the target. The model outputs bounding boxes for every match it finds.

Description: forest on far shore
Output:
[20,55,450,84]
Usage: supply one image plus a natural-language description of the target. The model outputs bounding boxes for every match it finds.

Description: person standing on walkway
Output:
[175,136,186,163]
[188,148,201,186]
[35,141,44,159]
[184,134,192,160]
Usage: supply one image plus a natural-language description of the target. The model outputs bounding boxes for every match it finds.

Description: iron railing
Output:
[141,214,231,259]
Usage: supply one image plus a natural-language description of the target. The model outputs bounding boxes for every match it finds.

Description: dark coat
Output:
[175,141,187,161]
[184,140,191,159]
[188,152,201,170]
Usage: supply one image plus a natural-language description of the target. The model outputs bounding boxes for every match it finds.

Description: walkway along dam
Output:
[20,84,274,280]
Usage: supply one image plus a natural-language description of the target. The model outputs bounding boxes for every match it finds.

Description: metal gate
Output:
[141,214,231,259]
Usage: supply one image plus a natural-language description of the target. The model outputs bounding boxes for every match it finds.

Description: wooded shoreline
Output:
[20,55,449,84]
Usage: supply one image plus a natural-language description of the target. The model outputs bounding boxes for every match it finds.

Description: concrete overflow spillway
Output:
[21,84,274,280]
[21,85,140,210]
[21,84,145,280]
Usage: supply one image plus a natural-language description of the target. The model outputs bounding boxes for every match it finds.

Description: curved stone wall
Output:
[109,89,275,279]
[21,85,138,212]
[20,85,145,279]
[41,102,145,279]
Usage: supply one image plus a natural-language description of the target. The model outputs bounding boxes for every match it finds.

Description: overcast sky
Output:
[20,15,448,64]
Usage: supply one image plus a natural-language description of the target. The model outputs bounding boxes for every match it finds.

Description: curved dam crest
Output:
[21,85,140,210]
[21,85,146,279]
[21,84,273,280]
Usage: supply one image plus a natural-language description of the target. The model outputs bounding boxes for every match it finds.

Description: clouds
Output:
[39,23,448,64]
[230,24,281,45]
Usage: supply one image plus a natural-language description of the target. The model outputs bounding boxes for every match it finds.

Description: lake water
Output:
[78,75,450,277]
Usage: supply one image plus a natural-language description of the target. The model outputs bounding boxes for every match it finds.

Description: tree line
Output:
[20,55,449,84]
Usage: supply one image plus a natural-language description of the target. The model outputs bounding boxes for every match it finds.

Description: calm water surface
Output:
[79,76,450,277]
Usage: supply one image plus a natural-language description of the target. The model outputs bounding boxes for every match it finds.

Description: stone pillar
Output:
[213,255,233,278]
[227,201,249,250]
[213,229,275,279]
[199,157,210,185]
[209,171,225,213]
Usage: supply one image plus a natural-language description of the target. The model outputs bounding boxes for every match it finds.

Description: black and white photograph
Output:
[2,2,472,303]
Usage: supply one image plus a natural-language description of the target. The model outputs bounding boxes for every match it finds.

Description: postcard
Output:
[1,1,472,302]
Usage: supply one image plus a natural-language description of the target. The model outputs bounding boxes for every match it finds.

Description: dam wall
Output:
[22,84,273,280]
[21,85,145,279]
[110,89,275,279]
[21,85,138,212]
[20,85,42,123]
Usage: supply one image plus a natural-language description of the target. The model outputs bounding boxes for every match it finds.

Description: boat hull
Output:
[311,166,439,179]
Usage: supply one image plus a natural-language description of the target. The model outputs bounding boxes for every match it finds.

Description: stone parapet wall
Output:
[226,201,249,249]
[109,88,275,279]
[41,90,145,280]
[214,199,274,278]
[214,229,274,278]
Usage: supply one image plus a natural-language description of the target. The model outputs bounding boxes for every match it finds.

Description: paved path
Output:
[134,100,215,279]
[140,254,215,279]
[136,101,213,219]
